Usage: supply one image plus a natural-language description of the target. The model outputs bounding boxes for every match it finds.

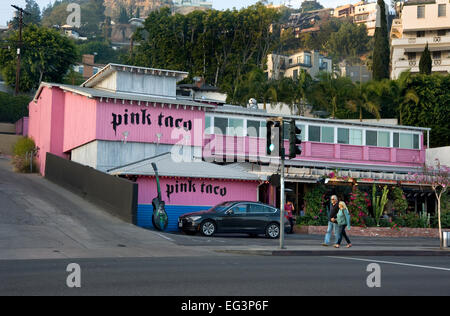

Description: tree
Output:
[372,0,390,80]
[308,72,354,118]
[410,160,450,248]
[401,73,450,148]
[325,22,370,63]
[10,0,41,28]
[346,81,381,121]
[419,43,432,75]
[382,71,419,124]
[0,25,78,93]
[300,1,324,13]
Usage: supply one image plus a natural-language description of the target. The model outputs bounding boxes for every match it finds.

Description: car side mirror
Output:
[225,209,234,215]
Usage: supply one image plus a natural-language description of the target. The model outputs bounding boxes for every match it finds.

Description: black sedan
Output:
[178,201,291,238]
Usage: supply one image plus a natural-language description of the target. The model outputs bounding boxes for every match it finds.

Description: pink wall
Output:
[95,101,204,147]
[203,135,426,168]
[63,93,97,152]
[15,117,29,136]
[137,177,259,206]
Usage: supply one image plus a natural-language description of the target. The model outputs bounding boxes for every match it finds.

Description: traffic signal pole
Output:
[279,120,285,249]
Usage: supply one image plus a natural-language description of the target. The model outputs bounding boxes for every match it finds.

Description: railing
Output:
[202,135,425,166]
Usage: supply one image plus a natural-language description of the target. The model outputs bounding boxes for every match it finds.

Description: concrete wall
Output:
[0,123,15,134]
[0,134,20,155]
[45,153,138,224]
[426,146,450,167]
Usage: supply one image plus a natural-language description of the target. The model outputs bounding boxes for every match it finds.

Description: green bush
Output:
[0,92,31,123]
[12,137,37,173]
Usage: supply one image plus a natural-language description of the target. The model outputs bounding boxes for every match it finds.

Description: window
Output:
[378,131,390,147]
[205,116,212,134]
[249,204,275,214]
[308,126,321,142]
[433,51,442,59]
[231,204,248,214]
[293,69,298,79]
[338,128,349,144]
[400,133,414,149]
[304,54,311,66]
[247,120,261,137]
[408,52,416,60]
[349,129,363,146]
[417,5,425,18]
[438,4,446,17]
[437,29,447,36]
[366,130,377,146]
[393,133,399,148]
[321,126,334,143]
[413,134,420,149]
[417,31,425,37]
[289,58,293,64]
[394,133,420,149]
[214,117,228,135]
[297,124,306,141]
[227,118,244,137]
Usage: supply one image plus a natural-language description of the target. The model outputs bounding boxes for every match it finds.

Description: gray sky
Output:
[0,0,365,26]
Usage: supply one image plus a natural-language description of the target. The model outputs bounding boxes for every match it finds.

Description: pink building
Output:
[28,63,431,230]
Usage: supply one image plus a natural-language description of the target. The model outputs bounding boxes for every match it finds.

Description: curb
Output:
[216,249,450,257]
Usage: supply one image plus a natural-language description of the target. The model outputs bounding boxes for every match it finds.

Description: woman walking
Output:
[334,201,352,248]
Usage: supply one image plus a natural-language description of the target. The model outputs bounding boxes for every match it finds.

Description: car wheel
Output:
[265,223,280,239]
[200,220,216,237]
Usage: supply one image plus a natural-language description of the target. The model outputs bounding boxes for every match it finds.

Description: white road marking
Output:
[328,256,450,272]
[154,232,175,242]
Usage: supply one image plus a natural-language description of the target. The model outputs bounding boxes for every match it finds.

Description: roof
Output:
[107,152,262,181]
[33,83,216,110]
[82,63,189,88]
[208,105,431,132]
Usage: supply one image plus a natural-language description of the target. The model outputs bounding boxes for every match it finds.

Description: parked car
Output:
[178,201,291,238]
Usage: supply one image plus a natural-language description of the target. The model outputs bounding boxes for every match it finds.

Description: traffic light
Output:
[288,119,302,159]
[266,120,281,156]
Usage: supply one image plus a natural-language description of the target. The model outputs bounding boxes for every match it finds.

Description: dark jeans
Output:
[337,225,351,245]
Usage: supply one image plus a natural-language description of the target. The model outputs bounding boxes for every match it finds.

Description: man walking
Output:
[322,195,339,246]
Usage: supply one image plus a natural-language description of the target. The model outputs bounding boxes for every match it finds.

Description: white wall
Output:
[426,146,450,167]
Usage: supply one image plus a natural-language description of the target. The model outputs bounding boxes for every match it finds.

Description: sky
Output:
[0,0,366,26]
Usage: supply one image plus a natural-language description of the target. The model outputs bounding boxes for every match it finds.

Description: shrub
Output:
[348,189,371,226]
[12,137,37,173]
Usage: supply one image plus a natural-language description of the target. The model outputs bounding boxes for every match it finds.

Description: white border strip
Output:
[328,256,450,272]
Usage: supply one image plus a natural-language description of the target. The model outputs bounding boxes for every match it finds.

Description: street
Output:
[1,256,449,296]
[0,156,449,296]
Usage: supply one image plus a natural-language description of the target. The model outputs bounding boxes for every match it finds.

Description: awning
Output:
[404,46,450,53]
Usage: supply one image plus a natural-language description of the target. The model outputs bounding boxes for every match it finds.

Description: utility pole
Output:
[11,5,30,96]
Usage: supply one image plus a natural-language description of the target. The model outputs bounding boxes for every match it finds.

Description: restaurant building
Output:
[28,63,432,230]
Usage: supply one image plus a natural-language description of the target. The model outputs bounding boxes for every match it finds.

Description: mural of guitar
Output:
[151,162,169,231]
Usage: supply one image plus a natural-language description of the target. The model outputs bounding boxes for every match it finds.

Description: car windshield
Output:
[208,202,236,213]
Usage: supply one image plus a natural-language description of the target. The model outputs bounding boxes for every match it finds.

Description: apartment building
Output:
[391,0,450,79]
[333,1,388,36]
[266,50,333,80]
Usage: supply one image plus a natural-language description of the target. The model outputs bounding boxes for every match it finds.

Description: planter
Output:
[293,225,449,238]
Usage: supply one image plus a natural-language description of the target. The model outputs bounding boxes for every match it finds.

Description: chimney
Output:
[82,54,95,79]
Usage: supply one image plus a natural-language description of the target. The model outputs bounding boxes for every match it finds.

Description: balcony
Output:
[392,36,450,46]
[395,58,450,69]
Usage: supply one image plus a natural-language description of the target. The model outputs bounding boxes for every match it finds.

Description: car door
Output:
[217,203,248,233]
[247,203,272,232]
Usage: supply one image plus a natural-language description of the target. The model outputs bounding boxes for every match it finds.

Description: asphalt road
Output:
[1,256,449,296]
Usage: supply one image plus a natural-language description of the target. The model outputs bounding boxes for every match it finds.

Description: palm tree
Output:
[309,72,354,118]
[346,81,381,122]
[387,71,419,125]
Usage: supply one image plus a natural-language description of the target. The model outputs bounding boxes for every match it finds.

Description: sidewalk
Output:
[213,237,450,257]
